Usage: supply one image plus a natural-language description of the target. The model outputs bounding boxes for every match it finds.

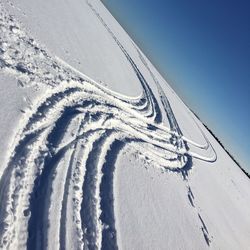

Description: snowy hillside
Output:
[0,0,250,249]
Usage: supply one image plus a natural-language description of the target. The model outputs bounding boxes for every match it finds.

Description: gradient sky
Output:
[103,0,250,172]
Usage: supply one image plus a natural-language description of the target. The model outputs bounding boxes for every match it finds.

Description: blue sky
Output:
[103,0,250,171]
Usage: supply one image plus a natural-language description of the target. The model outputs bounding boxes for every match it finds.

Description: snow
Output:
[0,0,250,249]
[2,0,141,96]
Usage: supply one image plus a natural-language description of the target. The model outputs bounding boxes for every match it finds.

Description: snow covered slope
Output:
[0,0,249,249]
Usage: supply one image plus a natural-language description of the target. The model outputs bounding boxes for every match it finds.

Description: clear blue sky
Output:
[103,0,250,172]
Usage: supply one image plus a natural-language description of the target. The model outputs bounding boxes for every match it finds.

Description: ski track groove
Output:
[59,118,86,250]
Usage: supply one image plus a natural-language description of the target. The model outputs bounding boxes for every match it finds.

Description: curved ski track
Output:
[0,2,216,249]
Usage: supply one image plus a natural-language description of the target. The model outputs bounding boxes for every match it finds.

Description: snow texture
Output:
[0,0,250,249]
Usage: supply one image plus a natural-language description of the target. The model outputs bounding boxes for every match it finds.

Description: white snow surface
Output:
[0,0,250,249]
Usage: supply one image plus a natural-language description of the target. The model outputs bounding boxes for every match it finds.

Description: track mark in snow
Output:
[198,214,211,246]
[80,130,114,249]
[185,183,212,246]
[99,139,125,250]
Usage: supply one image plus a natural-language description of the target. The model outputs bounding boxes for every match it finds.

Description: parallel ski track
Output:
[0,2,216,249]
[86,1,216,160]
[0,82,186,250]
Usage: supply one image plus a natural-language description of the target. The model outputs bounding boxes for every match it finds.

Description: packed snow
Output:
[0,0,250,249]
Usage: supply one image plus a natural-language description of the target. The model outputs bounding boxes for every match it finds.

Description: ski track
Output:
[0,1,216,249]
